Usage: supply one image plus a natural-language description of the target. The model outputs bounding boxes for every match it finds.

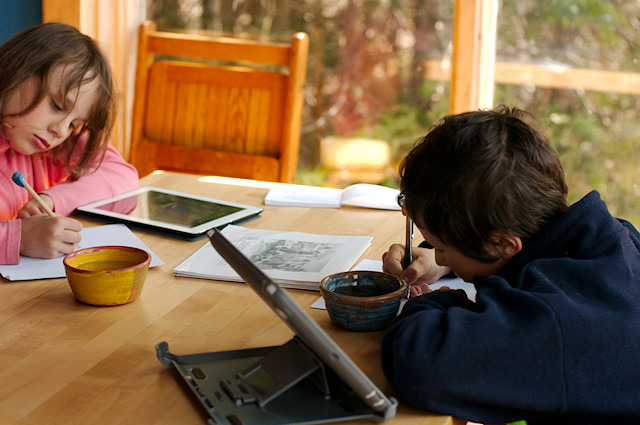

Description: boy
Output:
[381,106,640,424]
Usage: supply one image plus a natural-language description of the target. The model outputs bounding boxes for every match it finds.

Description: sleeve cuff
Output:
[1,220,22,264]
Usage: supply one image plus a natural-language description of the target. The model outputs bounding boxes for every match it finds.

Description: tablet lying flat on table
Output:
[76,187,263,240]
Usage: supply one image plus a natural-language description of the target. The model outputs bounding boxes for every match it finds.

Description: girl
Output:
[0,22,139,264]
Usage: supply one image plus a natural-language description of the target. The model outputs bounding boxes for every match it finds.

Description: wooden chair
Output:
[130,21,309,182]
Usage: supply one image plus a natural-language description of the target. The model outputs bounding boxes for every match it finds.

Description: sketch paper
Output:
[0,224,164,281]
[173,225,373,290]
[264,183,402,210]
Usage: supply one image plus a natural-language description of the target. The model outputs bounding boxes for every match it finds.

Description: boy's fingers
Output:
[382,244,405,275]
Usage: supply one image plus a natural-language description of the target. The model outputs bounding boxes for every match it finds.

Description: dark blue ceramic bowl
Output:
[319,271,407,332]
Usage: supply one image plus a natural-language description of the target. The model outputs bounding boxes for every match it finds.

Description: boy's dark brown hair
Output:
[400,105,569,262]
[0,22,116,179]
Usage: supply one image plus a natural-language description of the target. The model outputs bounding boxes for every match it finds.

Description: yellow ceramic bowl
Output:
[63,246,151,306]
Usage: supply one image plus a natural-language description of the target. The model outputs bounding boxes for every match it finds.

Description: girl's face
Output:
[418,226,508,282]
[2,64,99,155]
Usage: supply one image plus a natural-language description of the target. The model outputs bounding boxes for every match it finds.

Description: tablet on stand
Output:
[156,228,398,425]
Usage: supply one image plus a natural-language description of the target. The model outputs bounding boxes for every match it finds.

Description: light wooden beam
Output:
[450,0,498,114]
[425,59,640,95]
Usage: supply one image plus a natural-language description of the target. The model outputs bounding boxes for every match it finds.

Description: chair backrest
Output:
[130,21,309,182]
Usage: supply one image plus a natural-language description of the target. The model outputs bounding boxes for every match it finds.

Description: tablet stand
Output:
[156,337,390,425]
[222,337,330,407]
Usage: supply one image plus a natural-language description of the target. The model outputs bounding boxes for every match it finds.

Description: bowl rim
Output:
[319,270,407,301]
[63,245,151,273]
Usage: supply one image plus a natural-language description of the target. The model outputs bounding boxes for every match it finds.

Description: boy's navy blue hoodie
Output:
[381,191,640,425]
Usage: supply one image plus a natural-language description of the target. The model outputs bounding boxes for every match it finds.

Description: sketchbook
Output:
[264,183,401,210]
[173,225,372,290]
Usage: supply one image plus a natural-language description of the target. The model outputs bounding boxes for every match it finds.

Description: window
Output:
[146,0,640,224]
[495,1,640,224]
[146,0,453,187]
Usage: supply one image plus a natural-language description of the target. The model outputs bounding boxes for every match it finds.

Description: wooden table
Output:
[0,172,462,425]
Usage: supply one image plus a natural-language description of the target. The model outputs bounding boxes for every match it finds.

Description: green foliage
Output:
[498,0,639,71]
[494,83,640,225]
[294,165,330,187]
[493,0,640,225]
[358,85,450,161]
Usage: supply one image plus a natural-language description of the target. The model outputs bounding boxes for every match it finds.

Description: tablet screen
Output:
[77,187,263,239]
[95,190,244,228]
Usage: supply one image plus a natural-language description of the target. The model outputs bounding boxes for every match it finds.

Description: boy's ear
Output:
[490,231,523,259]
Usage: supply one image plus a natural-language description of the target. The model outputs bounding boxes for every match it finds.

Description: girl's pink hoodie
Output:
[0,135,138,264]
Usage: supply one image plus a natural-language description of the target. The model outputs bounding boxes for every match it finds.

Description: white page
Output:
[264,185,344,208]
[310,259,476,309]
[340,184,402,210]
[174,225,372,290]
[0,223,164,281]
[263,183,401,210]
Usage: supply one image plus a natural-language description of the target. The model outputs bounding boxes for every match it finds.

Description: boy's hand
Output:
[382,244,451,296]
[19,215,82,258]
[17,194,55,218]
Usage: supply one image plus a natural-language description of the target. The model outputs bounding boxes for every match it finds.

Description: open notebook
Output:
[173,225,372,290]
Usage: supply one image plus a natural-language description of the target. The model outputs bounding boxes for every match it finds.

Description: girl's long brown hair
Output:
[0,22,116,179]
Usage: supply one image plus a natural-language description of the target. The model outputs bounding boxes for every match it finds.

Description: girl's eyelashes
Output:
[51,93,86,131]
[51,98,63,111]
[51,93,68,112]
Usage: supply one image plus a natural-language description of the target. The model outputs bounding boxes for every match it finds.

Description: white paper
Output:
[264,185,344,208]
[0,223,164,281]
[310,259,476,310]
[174,225,372,290]
[340,184,402,210]
[264,183,401,210]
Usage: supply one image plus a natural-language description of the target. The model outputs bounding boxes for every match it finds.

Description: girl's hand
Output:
[20,215,83,258]
[382,244,451,296]
[17,194,55,218]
